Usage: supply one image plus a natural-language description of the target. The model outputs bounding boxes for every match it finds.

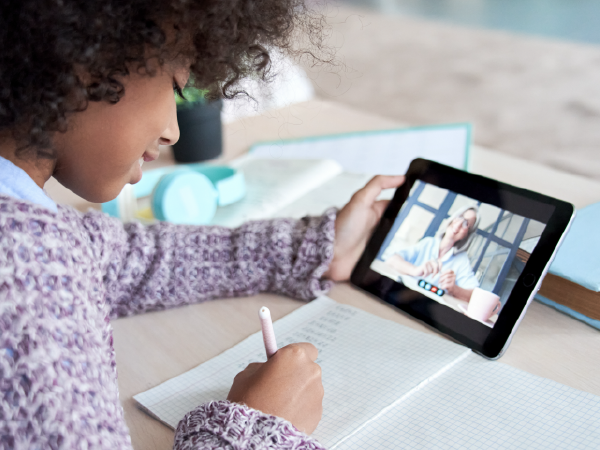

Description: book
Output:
[537,202,600,328]
[538,275,600,325]
[210,123,470,228]
[210,158,373,228]
[134,297,600,449]
[248,123,471,175]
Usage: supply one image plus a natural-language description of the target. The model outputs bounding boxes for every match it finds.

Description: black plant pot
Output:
[172,99,223,163]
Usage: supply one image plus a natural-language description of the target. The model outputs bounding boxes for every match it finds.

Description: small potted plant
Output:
[173,87,223,163]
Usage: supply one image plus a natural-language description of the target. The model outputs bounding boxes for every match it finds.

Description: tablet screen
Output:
[369,180,548,329]
[352,159,574,358]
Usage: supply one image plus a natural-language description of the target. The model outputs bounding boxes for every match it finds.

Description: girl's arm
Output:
[175,342,327,450]
[85,208,332,448]
[174,401,327,450]
[83,208,336,319]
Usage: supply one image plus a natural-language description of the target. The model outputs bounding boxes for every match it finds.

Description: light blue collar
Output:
[0,155,58,212]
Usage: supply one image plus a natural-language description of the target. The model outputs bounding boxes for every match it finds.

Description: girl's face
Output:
[52,62,189,203]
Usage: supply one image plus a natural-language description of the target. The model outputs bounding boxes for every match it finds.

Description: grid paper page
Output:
[249,125,469,175]
[337,352,600,450]
[134,296,469,447]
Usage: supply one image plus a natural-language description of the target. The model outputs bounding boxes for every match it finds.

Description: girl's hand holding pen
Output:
[227,342,324,434]
[324,175,406,281]
[226,174,405,436]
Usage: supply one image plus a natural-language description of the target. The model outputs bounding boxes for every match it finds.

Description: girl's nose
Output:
[159,109,180,146]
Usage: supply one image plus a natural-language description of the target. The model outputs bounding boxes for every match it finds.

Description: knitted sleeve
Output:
[173,401,327,450]
[0,197,331,450]
[80,208,336,319]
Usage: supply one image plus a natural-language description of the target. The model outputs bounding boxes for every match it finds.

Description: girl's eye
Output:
[173,82,186,100]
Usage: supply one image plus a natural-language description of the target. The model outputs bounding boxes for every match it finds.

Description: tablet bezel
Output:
[351,159,575,359]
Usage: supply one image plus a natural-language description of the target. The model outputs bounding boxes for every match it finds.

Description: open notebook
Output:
[134,297,600,449]
[209,123,470,228]
[209,158,374,227]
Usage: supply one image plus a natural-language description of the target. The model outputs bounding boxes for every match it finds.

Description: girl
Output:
[0,1,403,448]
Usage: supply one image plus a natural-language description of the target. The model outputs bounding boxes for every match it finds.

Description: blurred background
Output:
[294,0,600,180]
[339,0,600,43]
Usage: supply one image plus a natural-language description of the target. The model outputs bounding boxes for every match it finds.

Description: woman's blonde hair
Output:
[438,204,481,254]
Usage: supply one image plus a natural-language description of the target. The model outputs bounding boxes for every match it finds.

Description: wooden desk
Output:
[48,99,600,449]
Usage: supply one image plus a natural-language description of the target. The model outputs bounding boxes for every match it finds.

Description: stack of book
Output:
[537,202,600,328]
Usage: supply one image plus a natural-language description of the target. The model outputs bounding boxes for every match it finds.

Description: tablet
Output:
[351,159,575,359]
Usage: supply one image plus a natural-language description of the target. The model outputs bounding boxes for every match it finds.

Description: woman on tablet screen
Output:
[387,205,481,301]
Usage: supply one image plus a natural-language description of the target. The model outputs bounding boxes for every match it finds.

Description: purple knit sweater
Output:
[0,195,334,449]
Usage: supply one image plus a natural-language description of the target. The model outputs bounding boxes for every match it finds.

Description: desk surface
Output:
[46,99,600,449]
[113,285,600,450]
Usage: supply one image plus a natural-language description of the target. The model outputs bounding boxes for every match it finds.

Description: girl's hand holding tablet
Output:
[351,159,574,359]
[325,175,405,281]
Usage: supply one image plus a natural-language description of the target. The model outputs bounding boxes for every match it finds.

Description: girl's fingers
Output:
[279,342,319,362]
[233,362,262,382]
[372,199,390,219]
[355,175,405,205]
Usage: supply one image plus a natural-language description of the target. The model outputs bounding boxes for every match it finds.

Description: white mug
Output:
[467,288,502,322]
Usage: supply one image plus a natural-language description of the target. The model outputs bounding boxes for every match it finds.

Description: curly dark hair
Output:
[0,0,328,158]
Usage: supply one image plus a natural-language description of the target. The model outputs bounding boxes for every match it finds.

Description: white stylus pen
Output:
[259,306,278,358]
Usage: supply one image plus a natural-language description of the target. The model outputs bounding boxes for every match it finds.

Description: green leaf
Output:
[176,87,208,108]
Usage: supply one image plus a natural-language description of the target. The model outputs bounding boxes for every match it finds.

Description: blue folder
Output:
[549,202,600,291]
[536,202,600,329]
